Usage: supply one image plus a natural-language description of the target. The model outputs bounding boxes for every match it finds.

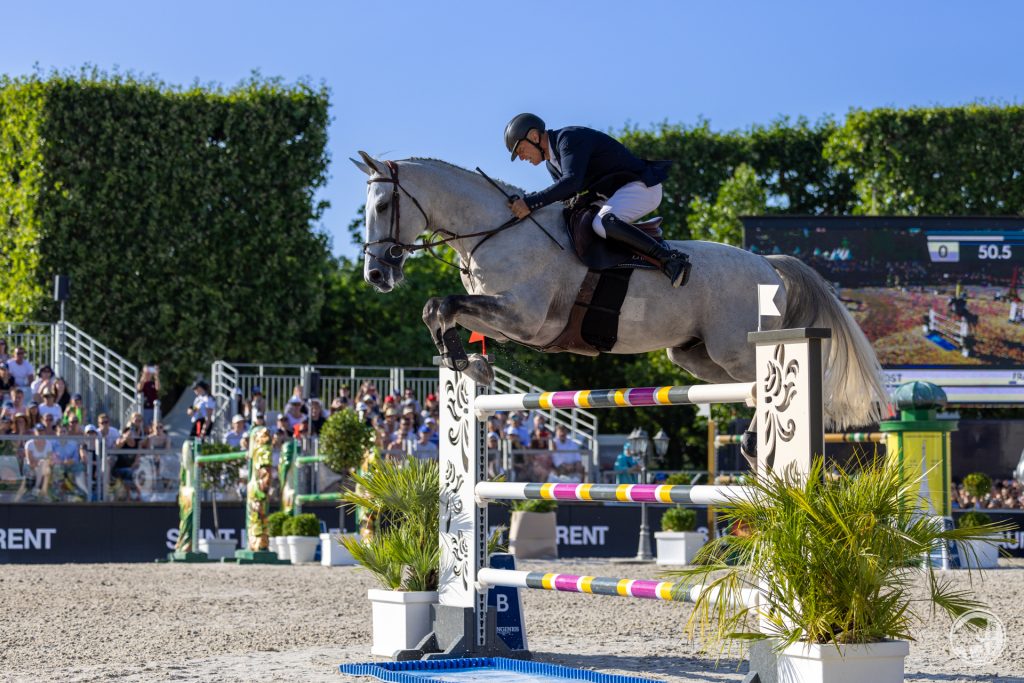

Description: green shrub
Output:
[283,513,320,537]
[319,409,374,473]
[962,472,992,499]
[663,472,691,486]
[267,511,289,538]
[510,499,557,514]
[660,506,697,532]
[958,510,992,528]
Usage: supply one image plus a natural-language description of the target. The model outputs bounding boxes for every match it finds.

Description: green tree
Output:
[689,164,767,245]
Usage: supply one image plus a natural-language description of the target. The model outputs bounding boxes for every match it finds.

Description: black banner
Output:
[0,503,1021,563]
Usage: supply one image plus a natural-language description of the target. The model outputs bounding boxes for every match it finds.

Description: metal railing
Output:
[0,321,140,426]
[208,360,601,473]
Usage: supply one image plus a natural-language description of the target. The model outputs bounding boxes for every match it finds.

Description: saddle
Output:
[565,205,662,272]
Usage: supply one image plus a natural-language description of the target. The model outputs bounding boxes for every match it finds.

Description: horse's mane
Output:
[406,157,525,197]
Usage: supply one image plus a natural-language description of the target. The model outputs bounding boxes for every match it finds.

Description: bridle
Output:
[362,160,532,275]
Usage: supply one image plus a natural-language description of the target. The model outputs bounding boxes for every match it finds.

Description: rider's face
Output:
[514,130,545,165]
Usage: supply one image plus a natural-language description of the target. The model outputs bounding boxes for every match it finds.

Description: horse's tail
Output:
[767,254,889,430]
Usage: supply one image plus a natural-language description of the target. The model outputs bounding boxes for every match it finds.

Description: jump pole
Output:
[407,327,829,660]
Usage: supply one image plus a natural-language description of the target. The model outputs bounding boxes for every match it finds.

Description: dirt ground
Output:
[0,559,1021,682]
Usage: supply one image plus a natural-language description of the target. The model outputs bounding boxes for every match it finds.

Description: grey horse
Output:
[352,152,888,431]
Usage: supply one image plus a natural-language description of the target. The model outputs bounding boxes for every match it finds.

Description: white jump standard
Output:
[397,327,829,660]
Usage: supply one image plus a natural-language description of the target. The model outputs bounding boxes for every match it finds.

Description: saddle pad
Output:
[565,206,660,272]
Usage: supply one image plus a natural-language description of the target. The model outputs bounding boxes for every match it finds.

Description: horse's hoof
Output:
[464,354,494,385]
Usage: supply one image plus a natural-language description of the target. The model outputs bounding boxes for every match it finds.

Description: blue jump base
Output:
[925,332,957,351]
[339,657,658,683]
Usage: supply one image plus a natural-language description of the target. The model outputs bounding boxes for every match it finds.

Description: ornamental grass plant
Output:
[340,457,440,592]
[667,456,1010,654]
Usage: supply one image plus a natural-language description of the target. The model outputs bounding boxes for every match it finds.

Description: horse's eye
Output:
[376,201,388,214]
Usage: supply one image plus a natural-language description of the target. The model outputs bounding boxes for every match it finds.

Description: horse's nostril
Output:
[368,269,383,283]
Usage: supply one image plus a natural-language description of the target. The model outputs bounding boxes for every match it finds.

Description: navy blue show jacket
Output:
[523,126,672,211]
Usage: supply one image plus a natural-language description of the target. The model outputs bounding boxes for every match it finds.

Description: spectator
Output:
[39,412,58,436]
[529,415,552,449]
[271,423,291,467]
[401,388,422,416]
[16,423,56,501]
[245,386,266,422]
[225,414,248,449]
[308,398,327,435]
[337,385,352,405]
[0,339,8,364]
[26,402,41,430]
[51,377,70,413]
[82,424,100,497]
[504,413,530,449]
[9,387,25,412]
[550,425,584,482]
[401,404,420,429]
[111,423,141,501]
[282,397,305,431]
[38,389,62,425]
[147,422,170,450]
[96,413,120,453]
[137,364,161,427]
[613,445,641,484]
[6,347,34,389]
[331,395,348,413]
[421,393,439,422]
[55,421,88,500]
[63,393,85,425]
[30,365,55,402]
[290,384,308,413]
[186,381,215,438]
[0,364,15,393]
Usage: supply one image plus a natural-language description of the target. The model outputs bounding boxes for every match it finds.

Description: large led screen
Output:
[742,216,1024,403]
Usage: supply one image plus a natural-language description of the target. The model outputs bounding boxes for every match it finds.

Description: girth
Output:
[535,268,635,356]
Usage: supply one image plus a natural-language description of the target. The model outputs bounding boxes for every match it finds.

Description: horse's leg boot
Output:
[441,327,470,371]
[601,213,690,287]
[740,429,757,471]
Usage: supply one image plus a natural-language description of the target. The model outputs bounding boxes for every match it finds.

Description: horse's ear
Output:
[351,155,374,176]
[354,150,385,175]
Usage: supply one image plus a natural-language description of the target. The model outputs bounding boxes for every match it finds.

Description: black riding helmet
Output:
[504,113,545,160]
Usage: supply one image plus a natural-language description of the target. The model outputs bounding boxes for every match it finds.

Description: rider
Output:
[504,113,689,287]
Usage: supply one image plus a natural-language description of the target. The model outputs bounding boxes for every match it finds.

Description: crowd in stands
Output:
[953,478,1024,510]
[0,342,169,502]
[206,379,587,485]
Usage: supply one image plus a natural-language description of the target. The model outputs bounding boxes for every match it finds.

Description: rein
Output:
[362,160,550,275]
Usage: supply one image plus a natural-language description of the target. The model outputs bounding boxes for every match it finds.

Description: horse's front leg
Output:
[423,293,529,385]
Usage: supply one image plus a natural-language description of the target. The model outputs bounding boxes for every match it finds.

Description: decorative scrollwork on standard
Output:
[445,376,472,471]
[443,530,471,592]
[441,460,464,534]
[761,343,798,469]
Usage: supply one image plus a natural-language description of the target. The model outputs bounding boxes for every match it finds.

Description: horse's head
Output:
[351,151,429,293]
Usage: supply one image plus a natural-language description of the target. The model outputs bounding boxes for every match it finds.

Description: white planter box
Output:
[198,537,237,561]
[270,536,290,560]
[368,589,438,658]
[287,536,320,564]
[654,531,705,565]
[320,533,358,566]
[777,639,909,683]
[958,539,1000,569]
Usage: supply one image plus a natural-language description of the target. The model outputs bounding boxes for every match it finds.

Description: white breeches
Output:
[591,181,663,237]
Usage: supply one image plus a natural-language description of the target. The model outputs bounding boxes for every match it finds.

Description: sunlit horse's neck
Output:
[399,160,524,259]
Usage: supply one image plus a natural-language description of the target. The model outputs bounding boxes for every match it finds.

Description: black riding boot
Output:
[601,213,690,287]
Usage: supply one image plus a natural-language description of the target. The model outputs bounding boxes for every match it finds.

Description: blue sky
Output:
[5,1,1022,260]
